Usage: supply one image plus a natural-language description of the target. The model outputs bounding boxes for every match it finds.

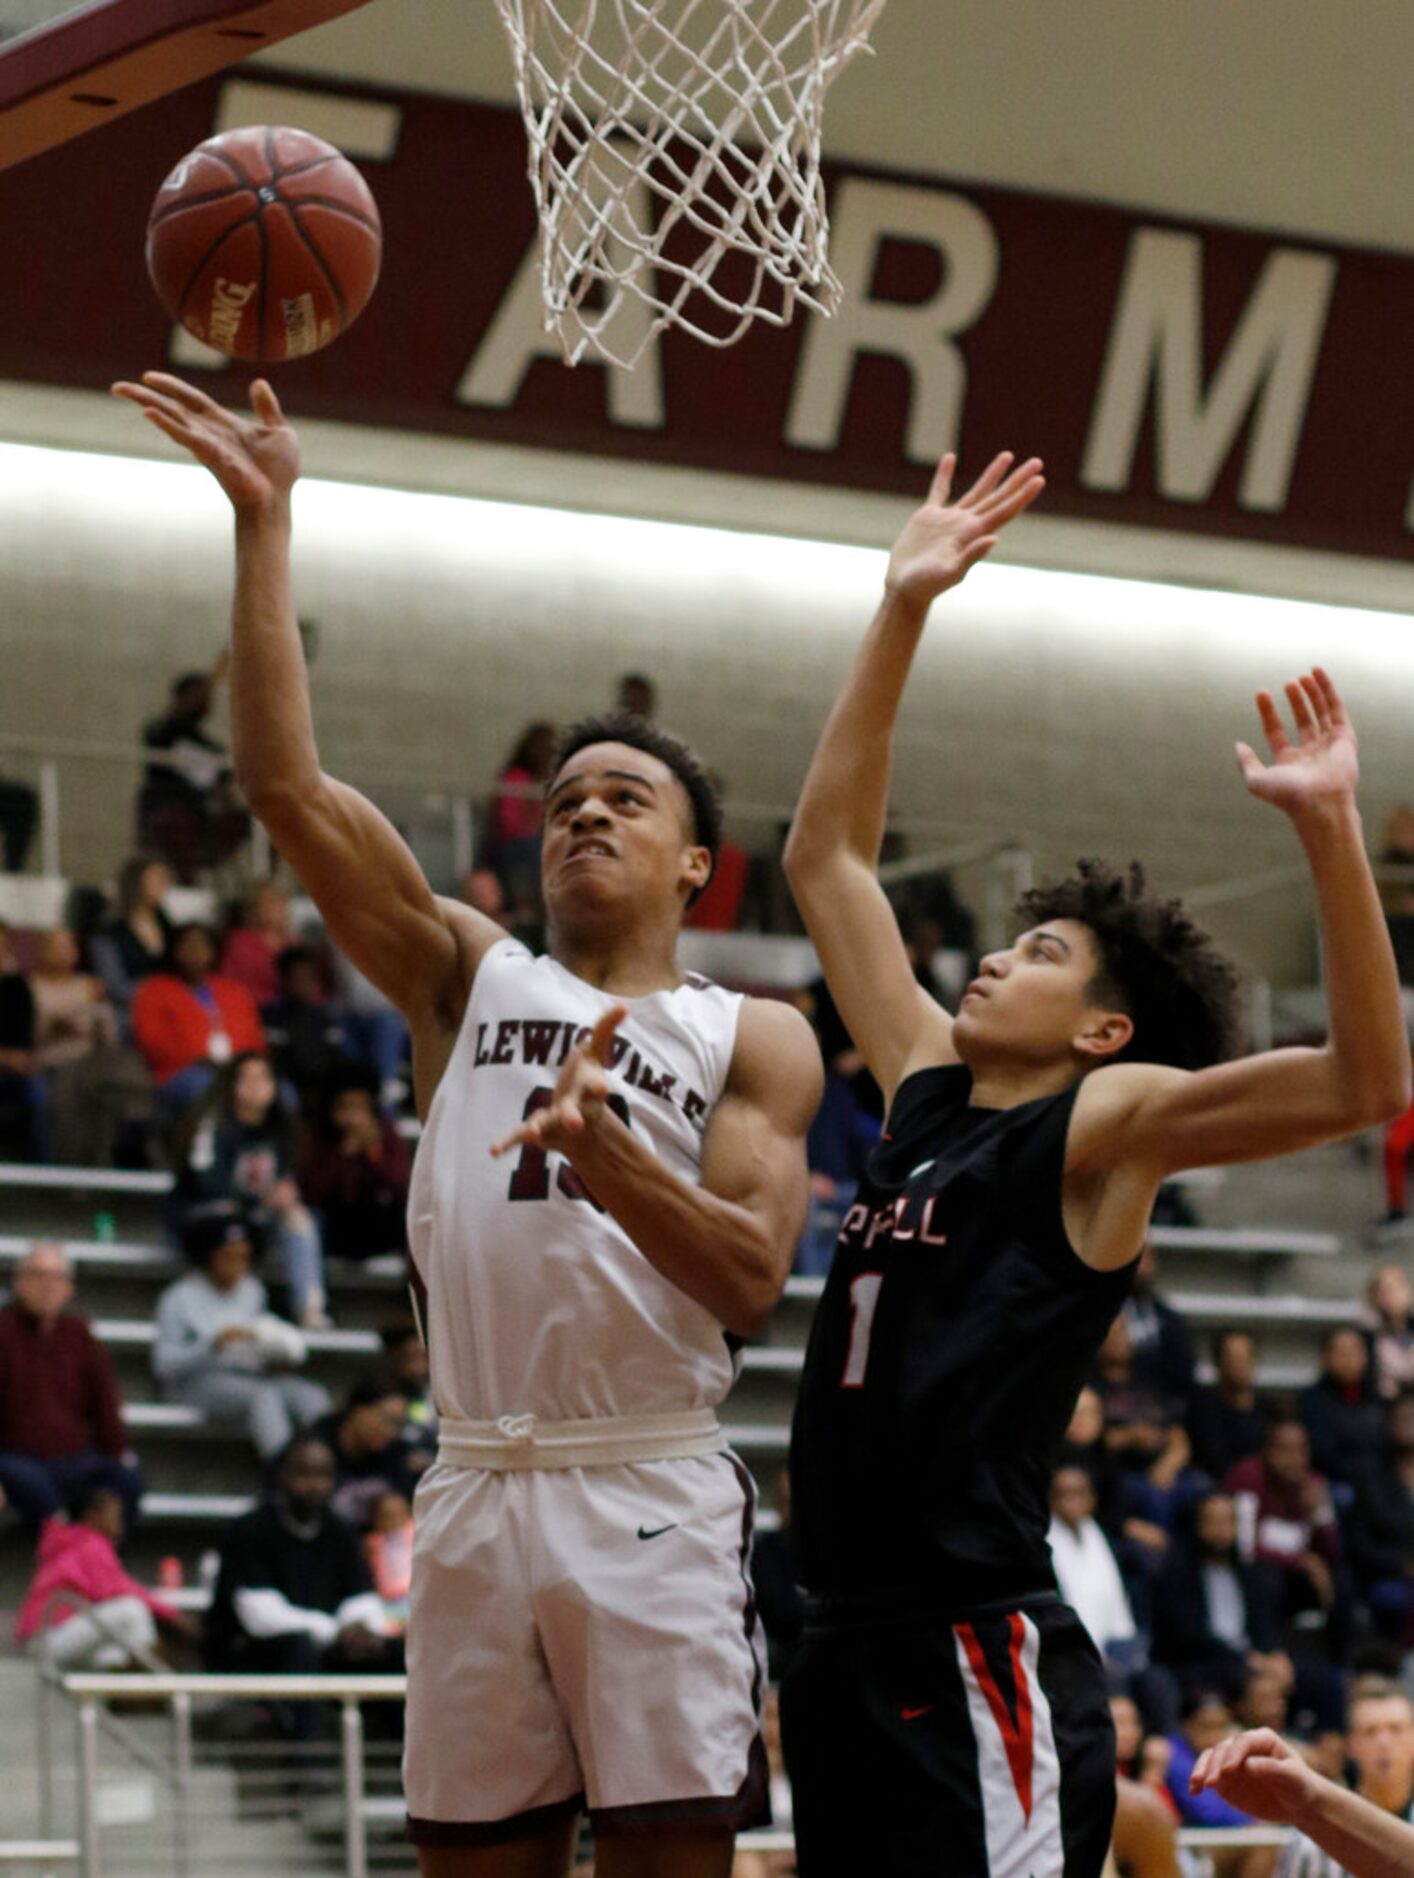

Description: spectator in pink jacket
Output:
[15,1483,195,1667]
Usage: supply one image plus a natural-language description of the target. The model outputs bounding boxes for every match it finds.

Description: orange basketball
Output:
[146,125,382,363]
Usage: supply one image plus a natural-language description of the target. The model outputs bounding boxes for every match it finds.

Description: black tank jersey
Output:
[790,1063,1137,1611]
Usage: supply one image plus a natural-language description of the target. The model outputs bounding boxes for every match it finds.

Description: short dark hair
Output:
[276,1433,334,1477]
[1212,1326,1257,1364]
[343,1374,404,1415]
[180,1204,257,1266]
[167,920,217,965]
[1016,859,1242,1071]
[550,713,723,902]
[66,1478,120,1524]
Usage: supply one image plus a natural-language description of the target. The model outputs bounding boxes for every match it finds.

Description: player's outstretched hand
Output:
[109,373,299,515]
[1236,668,1359,820]
[489,1004,628,1160]
[885,451,1045,611]
[1189,1727,1318,1825]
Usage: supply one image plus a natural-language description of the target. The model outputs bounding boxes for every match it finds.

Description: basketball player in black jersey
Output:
[781,449,1411,1878]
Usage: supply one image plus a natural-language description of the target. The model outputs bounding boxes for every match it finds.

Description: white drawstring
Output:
[496,1414,538,1443]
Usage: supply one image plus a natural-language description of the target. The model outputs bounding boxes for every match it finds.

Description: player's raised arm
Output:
[491,997,822,1336]
[1073,670,1411,1177]
[783,451,1045,1108]
[110,373,504,1024]
[1191,1729,1414,1878]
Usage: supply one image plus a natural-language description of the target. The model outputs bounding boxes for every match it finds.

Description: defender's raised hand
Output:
[110,373,299,515]
[886,450,1045,610]
[1189,1728,1317,1825]
[489,1004,629,1161]
[1236,669,1359,820]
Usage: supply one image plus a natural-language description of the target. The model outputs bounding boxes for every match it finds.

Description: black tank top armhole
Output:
[1024,1082,1142,1292]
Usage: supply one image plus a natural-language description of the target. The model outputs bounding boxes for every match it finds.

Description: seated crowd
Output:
[5,701,1414,1866]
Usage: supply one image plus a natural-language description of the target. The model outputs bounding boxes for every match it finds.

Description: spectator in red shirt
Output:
[0,1242,143,1532]
[130,922,264,1114]
[483,720,557,915]
[1225,1412,1347,1654]
[220,881,293,1010]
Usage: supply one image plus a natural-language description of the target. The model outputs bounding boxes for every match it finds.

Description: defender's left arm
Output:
[492,1000,822,1337]
[1073,669,1410,1179]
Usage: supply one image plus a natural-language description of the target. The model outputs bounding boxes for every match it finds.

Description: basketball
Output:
[145,125,382,363]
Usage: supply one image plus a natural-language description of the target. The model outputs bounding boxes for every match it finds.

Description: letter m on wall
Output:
[1081,229,1337,512]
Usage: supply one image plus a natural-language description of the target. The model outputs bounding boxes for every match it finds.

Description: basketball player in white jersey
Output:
[112,371,822,1878]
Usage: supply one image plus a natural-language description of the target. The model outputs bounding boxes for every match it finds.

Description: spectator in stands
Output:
[379,1317,434,1433]
[0,1242,143,1532]
[0,769,38,873]
[456,866,510,929]
[685,773,749,933]
[136,659,248,882]
[299,1064,410,1263]
[15,1481,196,1668]
[130,921,265,1114]
[1096,1314,1203,1548]
[1225,1414,1346,1651]
[313,1377,421,1530]
[326,946,410,1115]
[751,1468,804,1682]
[1123,1240,1197,1416]
[1058,1382,1131,1543]
[28,926,154,1166]
[1267,1682,1414,1874]
[153,1213,329,1463]
[364,1488,414,1634]
[0,917,43,1159]
[1300,1327,1386,1492]
[260,944,352,1116]
[1047,1463,1140,1665]
[90,856,173,1040]
[1346,1393,1414,1644]
[1151,1491,1282,1689]
[1163,1690,1256,1830]
[1190,1329,1269,1481]
[615,673,657,720]
[172,1052,328,1327]
[484,719,557,906]
[204,1434,400,1718]
[1365,1265,1414,1401]
[220,881,293,1009]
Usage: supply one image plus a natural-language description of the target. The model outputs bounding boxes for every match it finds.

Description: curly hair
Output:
[550,713,722,903]
[1015,858,1243,1071]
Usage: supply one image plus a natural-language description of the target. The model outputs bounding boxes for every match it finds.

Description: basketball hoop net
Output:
[491,0,888,369]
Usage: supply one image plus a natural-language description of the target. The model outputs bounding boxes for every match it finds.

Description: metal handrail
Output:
[46,1671,1299,1875]
[54,1671,405,1878]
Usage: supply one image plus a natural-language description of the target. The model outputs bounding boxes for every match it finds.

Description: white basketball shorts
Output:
[403,1448,769,1846]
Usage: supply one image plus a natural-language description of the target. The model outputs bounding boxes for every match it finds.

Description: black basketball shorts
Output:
[781,1594,1116,1878]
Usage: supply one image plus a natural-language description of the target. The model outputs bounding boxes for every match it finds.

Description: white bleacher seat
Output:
[0,1161,172,1194]
[1165,1291,1358,1328]
[94,1318,383,1357]
[1149,1225,1340,1258]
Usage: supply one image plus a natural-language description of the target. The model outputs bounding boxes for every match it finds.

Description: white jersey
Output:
[407,937,746,1425]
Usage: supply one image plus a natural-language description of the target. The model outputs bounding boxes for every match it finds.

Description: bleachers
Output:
[0,1134,1388,1601]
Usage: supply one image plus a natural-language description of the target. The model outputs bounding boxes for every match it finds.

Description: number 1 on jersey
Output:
[841,1271,884,1389]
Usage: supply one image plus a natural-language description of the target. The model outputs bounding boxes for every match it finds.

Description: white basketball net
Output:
[492,0,889,369]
